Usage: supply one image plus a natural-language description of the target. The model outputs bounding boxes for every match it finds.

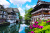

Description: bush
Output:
[28,19,50,33]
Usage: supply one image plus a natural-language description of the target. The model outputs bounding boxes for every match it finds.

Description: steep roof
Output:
[13,8,19,13]
[37,1,50,5]
[31,0,50,13]
[5,8,19,13]
[0,5,6,11]
[5,8,12,12]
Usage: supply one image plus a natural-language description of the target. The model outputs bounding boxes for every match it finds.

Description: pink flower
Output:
[34,21,38,24]
[33,24,36,27]
[46,21,50,23]
[44,21,45,22]
[35,25,39,28]
[49,21,50,22]
[31,31,34,33]
[34,21,36,23]
[35,21,36,22]
[33,24,39,28]
[36,22,38,24]
[47,21,49,22]
[38,26,43,29]
[28,32,30,33]
[30,25,32,29]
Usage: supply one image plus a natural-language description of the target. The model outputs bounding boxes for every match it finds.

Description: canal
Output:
[0,22,29,33]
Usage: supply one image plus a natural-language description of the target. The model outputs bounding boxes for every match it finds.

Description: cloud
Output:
[20,24,27,27]
[26,4,31,9]
[26,4,36,9]
[10,0,31,6]
[33,5,36,7]
[19,29,23,32]
[19,24,27,32]
[0,0,10,8]
[18,7,25,17]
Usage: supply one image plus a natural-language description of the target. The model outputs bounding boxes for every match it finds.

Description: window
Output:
[2,11,3,13]
[4,15,6,18]
[0,11,2,14]
[0,6,1,9]
[4,12,6,14]
[49,5,50,8]
[9,16,11,18]
[16,13,19,19]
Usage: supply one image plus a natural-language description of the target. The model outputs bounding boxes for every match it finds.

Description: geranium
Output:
[33,24,36,27]
[35,25,39,28]
[30,25,32,29]
[28,19,50,33]
[44,21,45,22]
[36,22,38,24]
[34,21,38,25]
[46,21,50,23]
[31,31,34,33]
[38,26,43,29]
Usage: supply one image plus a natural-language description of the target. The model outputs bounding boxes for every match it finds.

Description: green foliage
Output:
[40,22,46,26]
[19,12,22,20]
[19,16,22,20]
[29,29,32,31]
[29,19,50,33]
[24,8,33,21]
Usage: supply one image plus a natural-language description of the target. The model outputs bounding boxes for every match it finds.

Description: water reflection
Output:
[19,24,28,33]
[0,23,29,33]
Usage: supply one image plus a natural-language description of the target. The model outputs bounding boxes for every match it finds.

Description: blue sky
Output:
[0,0,50,17]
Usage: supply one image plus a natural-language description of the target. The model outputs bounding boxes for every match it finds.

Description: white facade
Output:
[6,8,19,23]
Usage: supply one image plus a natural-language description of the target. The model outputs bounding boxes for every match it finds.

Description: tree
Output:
[18,12,22,21]
[25,9,28,14]
[19,16,22,20]
[24,8,33,23]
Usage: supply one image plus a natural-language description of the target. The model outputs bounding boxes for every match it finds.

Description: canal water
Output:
[0,23,29,33]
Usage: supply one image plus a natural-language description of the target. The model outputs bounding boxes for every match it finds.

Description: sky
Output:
[0,0,50,17]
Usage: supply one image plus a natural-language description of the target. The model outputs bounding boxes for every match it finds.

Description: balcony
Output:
[31,8,50,14]
[44,15,50,17]
[7,15,16,20]
[32,13,42,16]
[43,12,49,15]
[32,14,50,18]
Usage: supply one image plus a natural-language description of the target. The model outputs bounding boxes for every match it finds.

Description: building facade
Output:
[31,0,50,23]
[6,8,19,23]
[0,5,7,23]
